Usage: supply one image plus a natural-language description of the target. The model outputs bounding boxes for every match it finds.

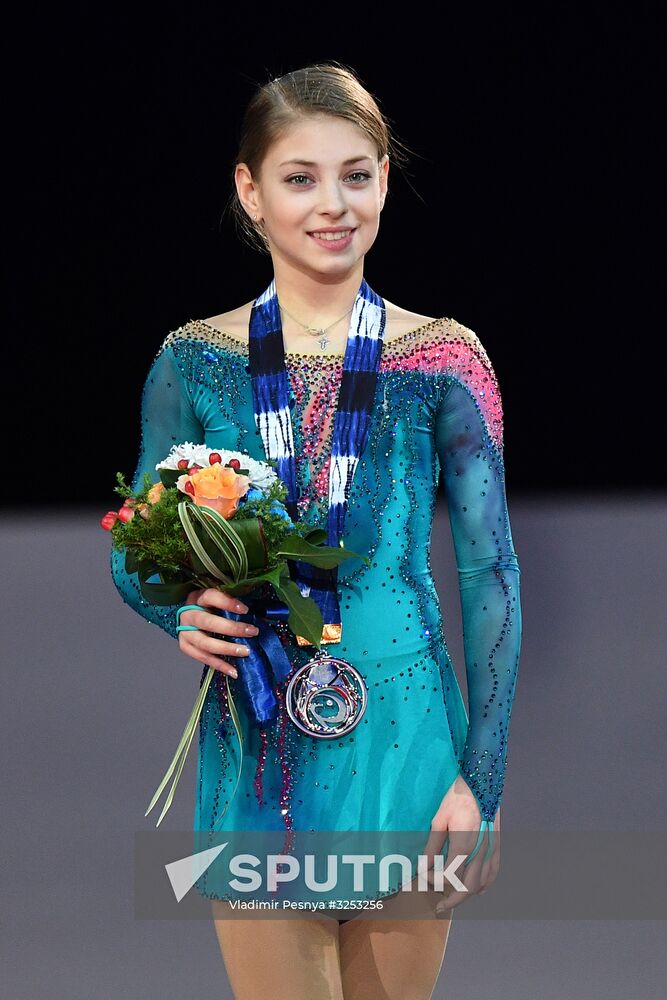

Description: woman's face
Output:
[236,115,389,276]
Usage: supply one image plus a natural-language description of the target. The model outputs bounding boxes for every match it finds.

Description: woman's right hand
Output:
[177,587,260,679]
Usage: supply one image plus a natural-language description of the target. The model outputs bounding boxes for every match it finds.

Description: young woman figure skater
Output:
[111,62,522,999]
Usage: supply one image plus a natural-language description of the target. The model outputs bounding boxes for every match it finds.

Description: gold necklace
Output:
[279,302,355,352]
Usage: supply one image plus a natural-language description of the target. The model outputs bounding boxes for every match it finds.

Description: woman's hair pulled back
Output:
[227,62,410,254]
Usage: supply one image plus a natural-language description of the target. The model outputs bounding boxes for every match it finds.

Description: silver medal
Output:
[285,653,368,738]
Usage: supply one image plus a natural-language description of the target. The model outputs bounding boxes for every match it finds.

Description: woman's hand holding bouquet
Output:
[177,586,257,681]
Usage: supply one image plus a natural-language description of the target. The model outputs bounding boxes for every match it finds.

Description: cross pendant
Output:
[306,327,330,351]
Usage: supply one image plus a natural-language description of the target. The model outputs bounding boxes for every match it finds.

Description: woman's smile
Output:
[307,226,357,250]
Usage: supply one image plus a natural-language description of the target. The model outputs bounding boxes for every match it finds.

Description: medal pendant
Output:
[285,652,368,739]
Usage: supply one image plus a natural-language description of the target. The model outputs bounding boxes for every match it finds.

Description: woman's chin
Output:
[304,241,369,271]
[272,237,369,275]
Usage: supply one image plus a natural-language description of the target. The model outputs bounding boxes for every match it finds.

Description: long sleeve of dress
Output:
[432,329,522,824]
[109,342,205,640]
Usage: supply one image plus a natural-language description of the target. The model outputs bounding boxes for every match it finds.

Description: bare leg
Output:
[211,899,345,1000]
[338,892,454,1000]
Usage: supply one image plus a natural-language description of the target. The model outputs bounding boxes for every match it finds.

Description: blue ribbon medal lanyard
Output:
[248,276,386,740]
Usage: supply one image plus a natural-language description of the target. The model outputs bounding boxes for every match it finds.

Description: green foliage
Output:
[110,478,191,575]
[109,470,313,577]
[108,465,366,646]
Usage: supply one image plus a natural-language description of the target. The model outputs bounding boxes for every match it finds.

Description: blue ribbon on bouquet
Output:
[215,597,294,727]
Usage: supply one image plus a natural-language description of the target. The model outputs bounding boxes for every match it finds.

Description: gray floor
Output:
[2,495,665,999]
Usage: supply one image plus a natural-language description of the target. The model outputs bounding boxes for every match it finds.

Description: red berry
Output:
[187,464,202,475]
[228,458,240,469]
[117,506,135,523]
[209,452,222,464]
[177,459,189,469]
[100,512,118,531]
[184,480,195,496]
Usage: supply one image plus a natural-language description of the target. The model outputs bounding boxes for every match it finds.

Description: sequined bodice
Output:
[283,353,343,521]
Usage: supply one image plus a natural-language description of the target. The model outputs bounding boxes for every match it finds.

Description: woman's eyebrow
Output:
[278,156,374,167]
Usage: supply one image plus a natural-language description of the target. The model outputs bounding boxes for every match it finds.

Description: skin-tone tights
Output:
[211,895,453,1000]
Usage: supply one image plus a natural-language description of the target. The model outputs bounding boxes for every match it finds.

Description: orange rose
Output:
[177,464,250,518]
[147,482,165,505]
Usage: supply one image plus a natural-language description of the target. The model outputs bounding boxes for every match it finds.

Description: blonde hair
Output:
[225,61,412,254]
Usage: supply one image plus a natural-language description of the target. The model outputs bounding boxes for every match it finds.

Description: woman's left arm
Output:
[432,329,523,827]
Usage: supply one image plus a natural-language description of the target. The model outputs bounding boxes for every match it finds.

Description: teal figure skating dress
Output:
[110,311,522,904]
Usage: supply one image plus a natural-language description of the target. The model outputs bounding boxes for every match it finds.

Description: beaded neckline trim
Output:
[186,316,449,360]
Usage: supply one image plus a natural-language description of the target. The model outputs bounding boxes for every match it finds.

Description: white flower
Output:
[156,442,210,469]
[157,442,277,490]
[236,456,278,490]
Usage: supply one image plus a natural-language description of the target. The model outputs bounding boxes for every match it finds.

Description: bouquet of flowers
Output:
[102,443,367,825]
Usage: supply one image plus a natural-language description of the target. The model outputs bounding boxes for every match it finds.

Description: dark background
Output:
[4,3,662,505]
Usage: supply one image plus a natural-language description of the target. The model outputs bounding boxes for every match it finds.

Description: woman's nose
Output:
[316,180,348,214]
